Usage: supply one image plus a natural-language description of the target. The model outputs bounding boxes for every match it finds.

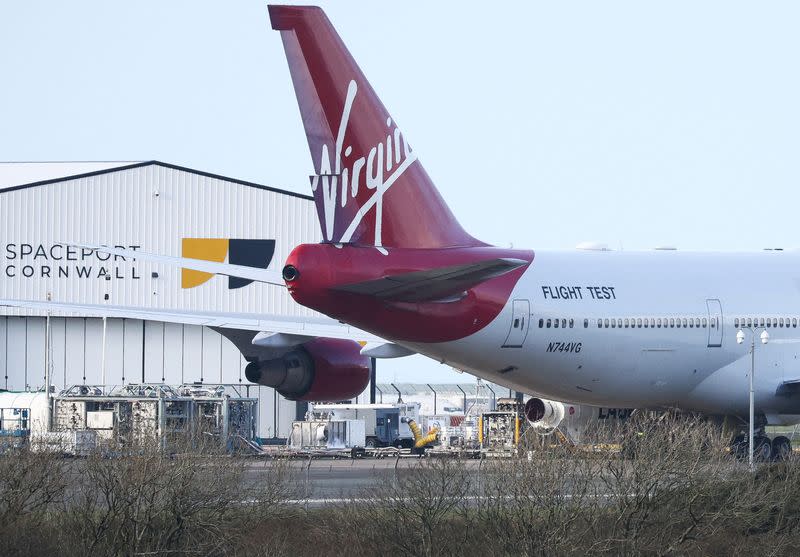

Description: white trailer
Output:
[310,403,421,448]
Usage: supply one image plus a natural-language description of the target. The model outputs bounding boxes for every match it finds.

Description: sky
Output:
[2,1,800,384]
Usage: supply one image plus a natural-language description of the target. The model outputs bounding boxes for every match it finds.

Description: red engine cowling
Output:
[244,338,369,401]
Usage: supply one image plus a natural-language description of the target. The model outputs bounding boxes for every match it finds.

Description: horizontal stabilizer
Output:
[64,242,285,287]
[334,258,529,303]
[0,297,383,343]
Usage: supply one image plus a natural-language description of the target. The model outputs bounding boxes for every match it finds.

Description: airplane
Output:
[3,6,799,459]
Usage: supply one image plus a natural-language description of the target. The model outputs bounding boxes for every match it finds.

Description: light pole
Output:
[736,327,770,470]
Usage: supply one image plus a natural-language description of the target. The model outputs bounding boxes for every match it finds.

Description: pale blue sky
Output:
[2,2,799,384]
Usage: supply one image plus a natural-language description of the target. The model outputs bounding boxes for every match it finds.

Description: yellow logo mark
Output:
[181,238,229,289]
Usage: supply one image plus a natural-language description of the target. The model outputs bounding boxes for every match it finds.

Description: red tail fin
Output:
[269,5,482,249]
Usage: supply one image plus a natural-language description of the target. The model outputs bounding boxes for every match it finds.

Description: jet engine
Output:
[524,397,634,444]
[244,338,369,401]
[524,397,566,434]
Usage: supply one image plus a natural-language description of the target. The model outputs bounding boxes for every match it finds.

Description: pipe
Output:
[369,358,377,403]
[405,417,438,448]
[478,415,483,446]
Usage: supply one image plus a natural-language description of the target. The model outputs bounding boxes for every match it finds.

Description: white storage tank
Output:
[0,391,49,435]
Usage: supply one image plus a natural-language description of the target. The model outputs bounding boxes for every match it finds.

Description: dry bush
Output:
[0,446,69,556]
[58,436,298,556]
[311,457,474,557]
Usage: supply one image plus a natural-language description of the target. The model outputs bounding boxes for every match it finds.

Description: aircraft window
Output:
[780,317,785,327]
[794,318,797,328]
[773,318,778,327]
[676,319,681,328]
[598,319,603,328]
[514,318,520,328]
[760,318,766,327]
[689,319,694,328]
[569,318,574,328]
[554,319,560,328]
[684,318,690,327]
[617,319,622,328]
[644,319,649,328]
[637,318,643,328]
[650,318,655,328]
[702,318,707,328]
[746,318,752,327]
[604,319,610,328]
[656,318,661,328]
[695,318,701,328]
[734,318,740,328]
[624,318,629,328]
[539,318,544,328]
[584,318,589,328]
[766,319,771,328]
[562,319,567,328]
[612,320,617,328]
[670,318,675,327]
[546,319,552,328]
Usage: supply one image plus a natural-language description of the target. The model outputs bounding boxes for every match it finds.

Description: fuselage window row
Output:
[733,317,797,329]
[538,317,715,330]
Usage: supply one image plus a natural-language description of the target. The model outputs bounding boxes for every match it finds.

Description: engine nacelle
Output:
[524,397,566,433]
[525,397,634,443]
[244,338,369,401]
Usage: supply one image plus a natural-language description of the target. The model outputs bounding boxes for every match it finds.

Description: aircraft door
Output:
[502,299,530,348]
[706,299,723,348]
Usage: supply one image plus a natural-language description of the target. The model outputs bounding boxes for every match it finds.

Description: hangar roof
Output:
[0,160,312,200]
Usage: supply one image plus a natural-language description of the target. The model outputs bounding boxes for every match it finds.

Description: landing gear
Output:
[728,433,792,463]
[753,435,772,462]
[772,436,792,462]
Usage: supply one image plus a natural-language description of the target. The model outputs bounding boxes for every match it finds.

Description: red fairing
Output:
[298,338,370,402]
[285,244,534,344]
[269,5,482,249]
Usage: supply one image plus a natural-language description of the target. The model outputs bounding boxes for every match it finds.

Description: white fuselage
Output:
[405,249,800,423]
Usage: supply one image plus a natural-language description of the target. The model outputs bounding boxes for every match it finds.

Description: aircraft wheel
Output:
[754,436,772,462]
[772,436,792,462]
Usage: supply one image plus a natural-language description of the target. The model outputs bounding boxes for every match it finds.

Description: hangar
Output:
[0,161,372,438]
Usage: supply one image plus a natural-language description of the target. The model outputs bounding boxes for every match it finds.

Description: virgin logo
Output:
[311,80,417,250]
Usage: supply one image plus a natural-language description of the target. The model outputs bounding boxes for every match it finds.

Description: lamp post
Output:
[736,327,770,470]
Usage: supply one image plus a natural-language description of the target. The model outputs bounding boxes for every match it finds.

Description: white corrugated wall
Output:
[0,163,331,438]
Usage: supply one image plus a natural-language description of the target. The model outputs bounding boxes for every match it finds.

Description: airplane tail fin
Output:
[269,5,483,249]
